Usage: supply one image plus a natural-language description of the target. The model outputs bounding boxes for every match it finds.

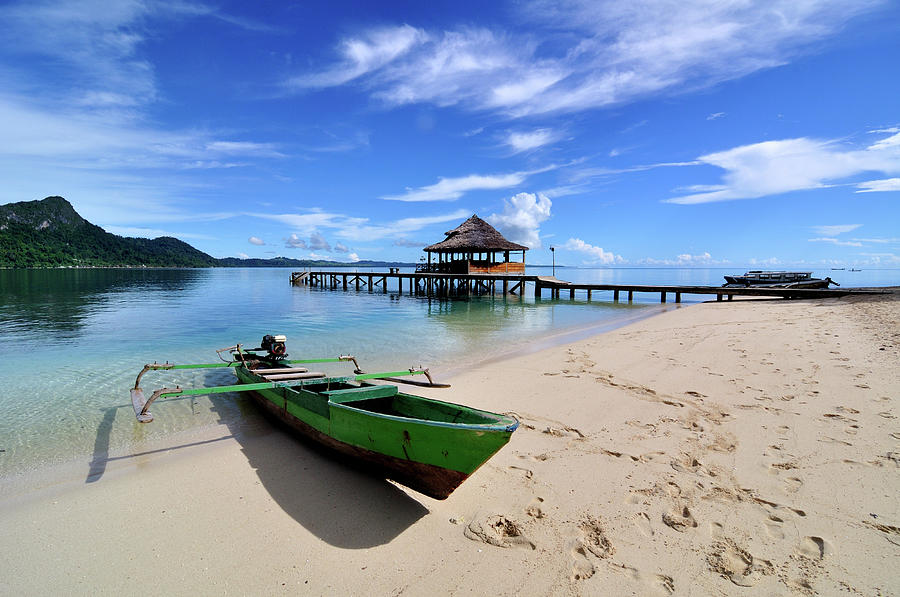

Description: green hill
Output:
[0,196,415,269]
[0,196,219,268]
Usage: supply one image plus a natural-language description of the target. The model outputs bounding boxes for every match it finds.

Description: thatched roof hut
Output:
[421,215,527,274]
[424,215,528,253]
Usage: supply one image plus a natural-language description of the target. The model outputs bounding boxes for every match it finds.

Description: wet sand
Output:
[1,292,897,596]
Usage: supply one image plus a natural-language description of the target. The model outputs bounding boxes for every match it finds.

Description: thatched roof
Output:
[424,215,528,252]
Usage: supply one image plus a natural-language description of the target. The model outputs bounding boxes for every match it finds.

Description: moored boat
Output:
[130,335,518,499]
[723,271,838,289]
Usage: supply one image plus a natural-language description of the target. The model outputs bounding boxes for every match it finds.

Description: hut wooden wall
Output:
[468,261,525,274]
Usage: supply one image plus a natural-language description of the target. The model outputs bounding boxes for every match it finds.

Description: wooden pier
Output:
[291,271,882,302]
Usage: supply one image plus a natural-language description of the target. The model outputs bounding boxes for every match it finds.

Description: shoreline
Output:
[0,296,666,483]
[1,293,897,595]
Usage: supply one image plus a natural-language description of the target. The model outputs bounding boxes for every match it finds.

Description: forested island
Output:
[0,197,412,269]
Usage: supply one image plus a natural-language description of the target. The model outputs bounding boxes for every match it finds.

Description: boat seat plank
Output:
[263,371,326,381]
[324,384,398,403]
[252,367,310,374]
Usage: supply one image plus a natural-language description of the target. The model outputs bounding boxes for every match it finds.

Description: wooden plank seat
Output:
[261,371,327,381]
[252,367,310,375]
[323,384,399,404]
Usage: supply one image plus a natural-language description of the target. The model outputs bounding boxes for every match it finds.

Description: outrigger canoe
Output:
[130,335,518,499]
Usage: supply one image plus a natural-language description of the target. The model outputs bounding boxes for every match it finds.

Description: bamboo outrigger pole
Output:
[131,358,448,423]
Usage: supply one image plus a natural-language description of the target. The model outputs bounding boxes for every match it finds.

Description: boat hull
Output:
[234,366,516,499]
[724,277,833,289]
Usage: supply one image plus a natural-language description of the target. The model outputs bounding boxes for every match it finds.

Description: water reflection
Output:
[0,269,205,339]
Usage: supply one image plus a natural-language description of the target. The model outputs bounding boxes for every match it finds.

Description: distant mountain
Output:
[0,196,218,267]
[217,257,414,268]
[0,196,413,269]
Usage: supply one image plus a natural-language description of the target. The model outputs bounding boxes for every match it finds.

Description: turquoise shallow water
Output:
[0,266,896,481]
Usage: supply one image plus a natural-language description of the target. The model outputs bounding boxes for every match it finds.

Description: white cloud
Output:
[676,252,713,264]
[850,237,900,244]
[808,237,863,247]
[308,232,331,251]
[487,192,552,249]
[856,177,900,193]
[394,238,426,248]
[749,257,781,266]
[338,210,471,241]
[286,25,427,89]
[205,141,284,158]
[334,242,350,253]
[288,2,882,117]
[237,252,250,259]
[285,234,307,249]
[667,131,900,204]
[504,128,561,153]
[248,236,265,246]
[707,112,726,121]
[348,252,361,262]
[812,224,861,236]
[382,169,543,202]
[563,238,622,264]
[857,252,900,264]
[255,208,470,243]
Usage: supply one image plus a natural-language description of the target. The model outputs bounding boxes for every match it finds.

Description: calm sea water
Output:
[0,266,895,482]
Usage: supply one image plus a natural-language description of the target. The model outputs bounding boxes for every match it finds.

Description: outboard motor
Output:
[260,334,287,359]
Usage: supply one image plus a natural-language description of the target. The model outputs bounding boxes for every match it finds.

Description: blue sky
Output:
[1,0,898,267]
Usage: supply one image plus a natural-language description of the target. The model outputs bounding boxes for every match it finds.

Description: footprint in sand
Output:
[662,506,698,532]
[542,426,585,439]
[707,539,774,587]
[578,515,615,558]
[652,574,675,595]
[633,512,654,537]
[463,515,536,550]
[525,497,545,519]
[569,515,617,582]
[671,454,713,476]
[518,453,551,463]
[764,515,785,539]
[570,543,596,581]
[795,536,833,560]
[508,465,534,479]
[783,476,804,493]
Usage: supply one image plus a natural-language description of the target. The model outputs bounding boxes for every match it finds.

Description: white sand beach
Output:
[1,293,898,596]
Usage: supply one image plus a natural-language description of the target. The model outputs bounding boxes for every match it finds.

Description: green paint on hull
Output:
[234,365,516,497]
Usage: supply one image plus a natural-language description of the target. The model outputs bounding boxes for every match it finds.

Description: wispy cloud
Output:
[393,238,426,248]
[666,131,900,204]
[287,1,883,117]
[0,2,291,233]
[254,208,470,243]
[707,112,726,121]
[285,25,427,89]
[856,177,900,193]
[504,128,562,153]
[808,237,863,247]
[812,224,861,236]
[382,166,556,202]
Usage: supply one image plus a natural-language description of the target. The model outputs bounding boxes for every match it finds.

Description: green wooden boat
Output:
[130,335,518,499]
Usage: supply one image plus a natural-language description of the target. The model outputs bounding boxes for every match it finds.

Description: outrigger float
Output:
[130,335,518,499]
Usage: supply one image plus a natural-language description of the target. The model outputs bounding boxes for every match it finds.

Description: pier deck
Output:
[292,271,885,302]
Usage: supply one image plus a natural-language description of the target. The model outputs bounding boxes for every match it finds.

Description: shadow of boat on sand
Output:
[88,379,429,549]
